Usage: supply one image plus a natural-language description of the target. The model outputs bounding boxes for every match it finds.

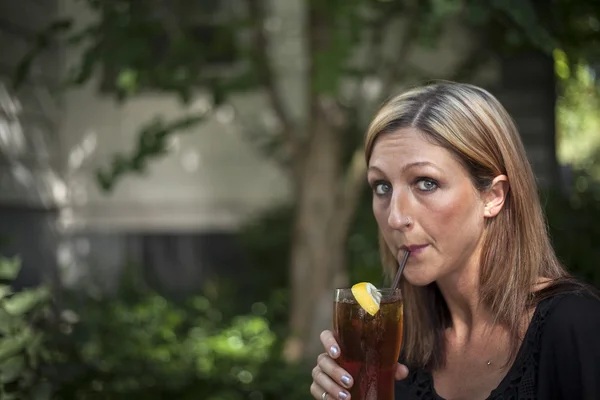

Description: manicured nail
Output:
[338,392,348,399]
[341,375,352,387]
[329,346,339,357]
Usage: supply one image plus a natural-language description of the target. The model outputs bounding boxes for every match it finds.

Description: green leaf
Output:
[116,68,140,95]
[3,287,50,317]
[0,355,25,383]
[0,308,15,335]
[95,114,206,192]
[0,285,12,300]
[0,258,21,281]
[25,334,43,369]
[0,330,32,362]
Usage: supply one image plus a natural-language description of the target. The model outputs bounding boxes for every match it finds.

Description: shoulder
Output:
[542,289,600,334]
[534,288,600,397]
[536,287,600,362]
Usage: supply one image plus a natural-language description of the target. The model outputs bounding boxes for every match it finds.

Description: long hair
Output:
[364,81,572,370]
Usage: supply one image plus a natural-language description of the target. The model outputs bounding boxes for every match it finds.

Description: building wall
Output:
[57,0,292,235]
[55,0,299,292]
[0,0,63,287]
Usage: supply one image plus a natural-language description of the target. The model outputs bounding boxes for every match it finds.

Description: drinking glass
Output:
[333,288,403,400]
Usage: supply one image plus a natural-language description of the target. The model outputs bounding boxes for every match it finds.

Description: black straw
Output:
[392,251,411,289]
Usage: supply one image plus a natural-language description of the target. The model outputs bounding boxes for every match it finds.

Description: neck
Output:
[435,249,495,341]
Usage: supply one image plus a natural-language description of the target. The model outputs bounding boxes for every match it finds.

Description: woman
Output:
[310,82,600,400]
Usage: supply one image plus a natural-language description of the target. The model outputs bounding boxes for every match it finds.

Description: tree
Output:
[15,0,600,361]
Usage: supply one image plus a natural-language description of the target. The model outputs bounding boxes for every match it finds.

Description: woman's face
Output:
[368,128,487,286]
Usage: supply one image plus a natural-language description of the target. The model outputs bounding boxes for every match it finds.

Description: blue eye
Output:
[416,178,438,192]
[374,182,391,195]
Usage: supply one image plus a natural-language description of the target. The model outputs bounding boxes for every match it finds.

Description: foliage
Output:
[0,257,52,400]
[555,49,600,181]
[0,256,311,399]
[552,49,600,288]
[49,290,307,400]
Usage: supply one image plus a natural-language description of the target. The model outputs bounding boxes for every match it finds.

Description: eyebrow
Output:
[368,161,441,174]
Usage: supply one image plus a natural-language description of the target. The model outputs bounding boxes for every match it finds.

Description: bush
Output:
[0,257,311,399]
[0,257,52,400]
[48,287,309,399]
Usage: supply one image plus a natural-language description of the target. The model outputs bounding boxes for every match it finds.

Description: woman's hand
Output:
[310,330,409,399]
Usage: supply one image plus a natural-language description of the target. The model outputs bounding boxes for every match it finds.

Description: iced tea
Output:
[333,289,403,400]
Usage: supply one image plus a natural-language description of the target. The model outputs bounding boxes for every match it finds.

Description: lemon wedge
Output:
[351,282,382,316]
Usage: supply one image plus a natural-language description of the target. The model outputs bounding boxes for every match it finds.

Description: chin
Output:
[402,271,436,287]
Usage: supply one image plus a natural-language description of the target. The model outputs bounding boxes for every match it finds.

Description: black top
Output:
[394,290,600,399]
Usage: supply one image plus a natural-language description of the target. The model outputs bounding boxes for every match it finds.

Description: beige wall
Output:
[0,0,65,208]
[58,0,293,233]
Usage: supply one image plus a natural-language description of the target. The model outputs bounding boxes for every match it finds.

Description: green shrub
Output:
[48,287,309,399]
[0,257,52,400]
[0,256,311,399]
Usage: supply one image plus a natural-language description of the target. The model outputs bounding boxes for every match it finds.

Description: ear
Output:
[482,175,509,218]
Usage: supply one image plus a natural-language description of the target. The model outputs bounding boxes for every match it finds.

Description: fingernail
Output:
[338,392,348,400]
[341,375,351,387]
[329,346,339,357]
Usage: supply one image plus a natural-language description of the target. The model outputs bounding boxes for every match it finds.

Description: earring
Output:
[405,216,412,226]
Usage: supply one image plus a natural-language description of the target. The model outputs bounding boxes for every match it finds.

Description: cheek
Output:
[373,210,388,242]
[423,189,483,237]
[372,200,395,241]
[372,199,386,225]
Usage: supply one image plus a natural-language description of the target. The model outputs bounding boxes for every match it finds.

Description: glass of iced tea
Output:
[333,286,403,400]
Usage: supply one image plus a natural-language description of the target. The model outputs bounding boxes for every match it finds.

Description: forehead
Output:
[369,128,454,167]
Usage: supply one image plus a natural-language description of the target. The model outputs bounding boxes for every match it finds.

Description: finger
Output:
[320,330,341,359]
[311,365,350,400]
[395,363,409,380]
[309,382,325,399]
[316,352,353,390]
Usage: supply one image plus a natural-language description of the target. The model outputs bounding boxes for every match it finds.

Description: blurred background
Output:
[0,0,599,398]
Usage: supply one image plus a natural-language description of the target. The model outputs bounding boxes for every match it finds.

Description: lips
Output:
[400,244,429,254]
[400,244,429,257]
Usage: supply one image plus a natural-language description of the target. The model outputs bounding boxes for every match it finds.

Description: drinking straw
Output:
[392,250,411,289]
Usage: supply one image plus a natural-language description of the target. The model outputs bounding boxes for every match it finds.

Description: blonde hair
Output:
[365,81,570,370]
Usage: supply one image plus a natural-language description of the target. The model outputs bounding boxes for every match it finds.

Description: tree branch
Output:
[301,2,336,150]
[246,0,296,145]
[95,114,206,192]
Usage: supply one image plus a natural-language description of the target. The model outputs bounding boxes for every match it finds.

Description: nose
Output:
[388,191,412,231]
